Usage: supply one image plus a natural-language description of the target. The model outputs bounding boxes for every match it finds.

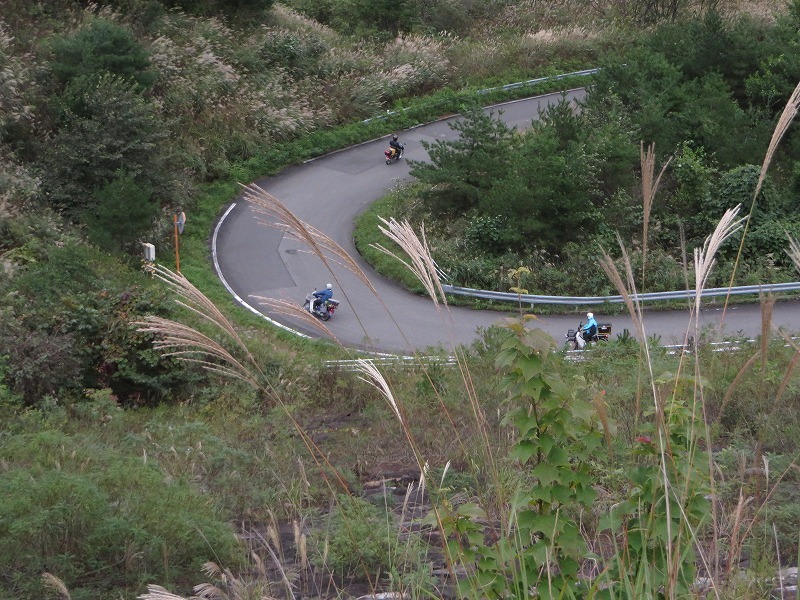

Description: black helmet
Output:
[392,134,398,141]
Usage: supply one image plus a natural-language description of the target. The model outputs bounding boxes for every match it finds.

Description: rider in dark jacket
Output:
[389,134,403,159]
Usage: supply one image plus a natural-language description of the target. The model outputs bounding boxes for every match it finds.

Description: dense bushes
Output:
[0,243,199,406]
[0,430,240,599]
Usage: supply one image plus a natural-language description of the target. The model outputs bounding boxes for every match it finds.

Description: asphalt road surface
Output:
[213,90,800,355]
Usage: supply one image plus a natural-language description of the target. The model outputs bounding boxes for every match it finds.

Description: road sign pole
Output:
[173,214,180,272]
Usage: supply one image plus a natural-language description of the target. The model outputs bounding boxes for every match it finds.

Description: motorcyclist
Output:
[581,312,598,341]
[388,134,404,160]
[312,283,333,313]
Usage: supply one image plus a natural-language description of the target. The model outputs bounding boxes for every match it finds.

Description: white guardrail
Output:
[362,68,600,124]
[442,281,800,306]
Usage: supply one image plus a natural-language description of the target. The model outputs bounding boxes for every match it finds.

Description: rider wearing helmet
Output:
[312,283,333,312]
[582,312,598,341]
[389,134,404,159]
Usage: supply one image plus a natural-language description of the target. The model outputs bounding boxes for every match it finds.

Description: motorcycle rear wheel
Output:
[385,159,391,165]
[320,311,330,321]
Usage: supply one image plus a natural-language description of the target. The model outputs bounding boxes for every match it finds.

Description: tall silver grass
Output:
[640,142,671,288]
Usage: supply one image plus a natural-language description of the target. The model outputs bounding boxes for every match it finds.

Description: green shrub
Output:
[84,175,159,253]
[47,18,157,90]
[313,493,426,580]
[0,431,241,599]
[4,243,200,406]
[40,73,169,216]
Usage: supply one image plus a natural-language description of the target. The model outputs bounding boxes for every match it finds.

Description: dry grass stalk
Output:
[775,329,800,402]
[757,80,800,198]
[689,205,747,586]
[599,238,680,582]
[592,389,612,456]
[150,266,257,363]
[373,217,447,308]
[787,234,800,272]
[693,204,746,320]
[760,294,776,372]
[41,573,71,600]
[137,585,188,600]
[717,350,761,424]
[136,315,261,389]
[251,296,342,344]
[600,207,744,596]
[137,270,358,503]
[640,141,672,288]
[241,183,378,295]
[722,491,752,580]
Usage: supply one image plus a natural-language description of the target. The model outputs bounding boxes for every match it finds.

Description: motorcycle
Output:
[385,143,404,165]
[303,291,340,321]
[565,321,611,350]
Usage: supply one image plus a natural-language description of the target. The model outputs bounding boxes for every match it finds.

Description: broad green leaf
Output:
[517,354,543,381]
[521,377,545,399]
[548,445,570,466]
[538,432,555,456]
[457,502,488,519]
[569,398,596,422]
[529,485,552,504]
[532,462,560,485]
[521,328,554,356]
[510,439,536,463]
[550,483,573,504]
[575,482,596,506]
[517,508,538,530]
[529,539,550,565]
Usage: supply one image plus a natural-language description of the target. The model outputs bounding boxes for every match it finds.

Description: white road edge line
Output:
[212,201,311,339]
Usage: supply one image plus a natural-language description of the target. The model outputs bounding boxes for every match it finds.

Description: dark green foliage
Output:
[409,107,517,217]
[0,430,240,599]
[481,122,594,250]
[47,18,156,90]
[39,74,169,215]
[2,243,199,406]
[84,175,159,252]
[286,0,416,37]
[157,0,275,17]
[646,11,766,100]
[0,326,82,405]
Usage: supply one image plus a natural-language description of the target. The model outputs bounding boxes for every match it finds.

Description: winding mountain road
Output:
[213,90,800,355]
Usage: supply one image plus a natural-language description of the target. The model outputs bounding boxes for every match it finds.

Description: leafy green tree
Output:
[666,142,717,241]
[160,0,275,17]
[84,175,158,252]
[48,18,156,91]
[39,74,168,215]
[409,107,517,217]
[480,123,595,251]
[647,11,766,101]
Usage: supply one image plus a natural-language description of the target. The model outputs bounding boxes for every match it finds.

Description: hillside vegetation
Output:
[2,1,800,599]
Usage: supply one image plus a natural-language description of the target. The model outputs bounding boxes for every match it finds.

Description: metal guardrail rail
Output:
[442,281,800,306]
[361,68,600,124]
